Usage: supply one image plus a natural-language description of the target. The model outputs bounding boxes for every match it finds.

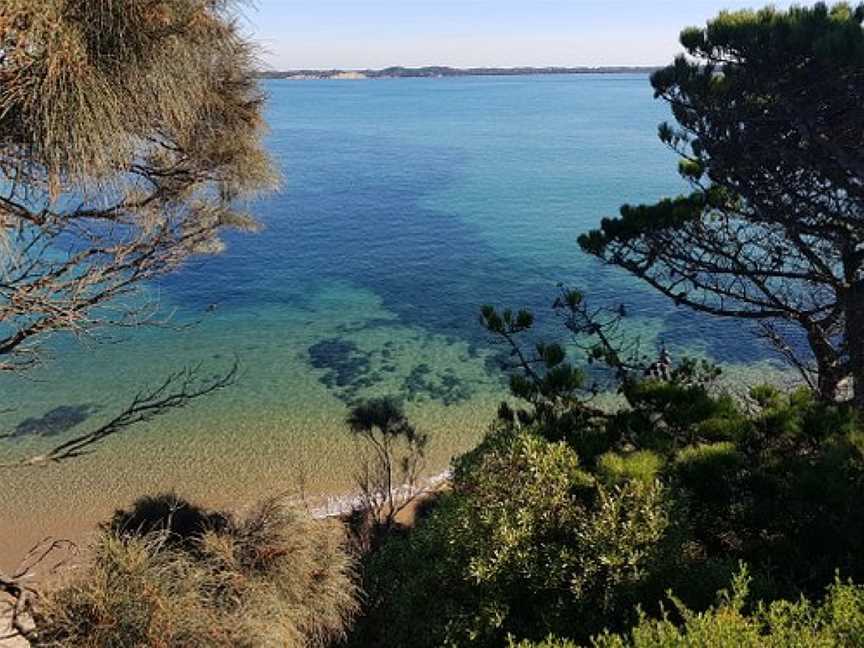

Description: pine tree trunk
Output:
[817,369,841,403]
[848,279,864,411]
[807,325,843,403]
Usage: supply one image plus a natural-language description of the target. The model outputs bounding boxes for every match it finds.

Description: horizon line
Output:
[258,64,665,72]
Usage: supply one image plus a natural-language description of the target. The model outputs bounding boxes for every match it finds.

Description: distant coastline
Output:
[258,66,661,80]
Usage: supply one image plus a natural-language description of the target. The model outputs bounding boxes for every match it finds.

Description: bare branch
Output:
[1,362,239,469]
[0,538,76,643]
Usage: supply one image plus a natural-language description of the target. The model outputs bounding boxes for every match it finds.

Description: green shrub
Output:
[595,571,864,647]
[347,493,479,648]
[511,568,864,647]
[597,451,664,486]
[672,442,742,501]
[613,381,742,450]
[509,639,578,648]
[351,384,864,646]
[351,429,674,647]
[33,497,359,648]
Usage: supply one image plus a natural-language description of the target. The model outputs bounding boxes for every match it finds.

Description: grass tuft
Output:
[33,495,359,647]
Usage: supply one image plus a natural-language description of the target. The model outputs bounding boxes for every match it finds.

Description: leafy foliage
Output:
[350,428,673,647]
[350,296,864,647]
[512,568,864,647]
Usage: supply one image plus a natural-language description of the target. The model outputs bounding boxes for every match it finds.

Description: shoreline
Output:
[0,361,798,572]
[0,460,460,573]
[0,472,454,648]
[292,469,452,519]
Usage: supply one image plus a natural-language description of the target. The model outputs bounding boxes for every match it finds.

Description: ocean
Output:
[0,75,785,562]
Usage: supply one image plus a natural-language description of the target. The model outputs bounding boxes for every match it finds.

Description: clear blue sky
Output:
[244,1,798,70]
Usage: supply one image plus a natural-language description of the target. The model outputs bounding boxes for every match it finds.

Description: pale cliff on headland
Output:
[280,70,369,80]
[258,65,659,80]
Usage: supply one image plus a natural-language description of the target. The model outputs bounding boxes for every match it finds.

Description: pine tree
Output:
[580,3,864,407]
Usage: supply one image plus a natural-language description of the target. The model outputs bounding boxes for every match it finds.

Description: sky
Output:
[244,0,799,70]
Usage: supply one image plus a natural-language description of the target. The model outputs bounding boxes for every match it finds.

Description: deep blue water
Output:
[167,75,768,366]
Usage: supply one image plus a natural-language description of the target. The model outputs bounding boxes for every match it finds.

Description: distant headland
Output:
[258,66,661,80]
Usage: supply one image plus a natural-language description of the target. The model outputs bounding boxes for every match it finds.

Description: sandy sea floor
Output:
[1,350,797,574]
[1,391,498,572]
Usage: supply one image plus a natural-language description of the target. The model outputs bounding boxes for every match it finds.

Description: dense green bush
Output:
[349,364,864,646]
[34,497,359,648]
[478,293,864,602]
[509,568,864,647]
[350,428,675,647]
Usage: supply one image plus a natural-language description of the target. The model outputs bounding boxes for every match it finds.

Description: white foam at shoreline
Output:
[285,469,453,520]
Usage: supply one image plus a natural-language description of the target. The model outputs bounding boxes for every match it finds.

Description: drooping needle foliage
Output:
[0,0,277,370]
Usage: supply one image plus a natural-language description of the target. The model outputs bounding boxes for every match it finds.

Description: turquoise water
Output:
[0,76,784,559]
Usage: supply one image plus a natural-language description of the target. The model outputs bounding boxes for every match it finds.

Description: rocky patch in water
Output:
[403,364,473,406]
[307,337,476,406]
[7,404,99,439]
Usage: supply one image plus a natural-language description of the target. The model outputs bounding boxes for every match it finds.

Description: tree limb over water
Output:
[0,3,274,639]
[0,0,277,372]
[579,4,864,408]
[0,361,239,469]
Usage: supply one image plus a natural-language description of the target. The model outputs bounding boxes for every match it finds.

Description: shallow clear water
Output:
[0,75,785,562]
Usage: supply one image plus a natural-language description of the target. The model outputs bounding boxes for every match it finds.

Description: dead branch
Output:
[0,361,239,469]
[0,538,76,643]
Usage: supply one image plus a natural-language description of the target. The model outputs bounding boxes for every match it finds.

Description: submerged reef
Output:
[307,336,476,406]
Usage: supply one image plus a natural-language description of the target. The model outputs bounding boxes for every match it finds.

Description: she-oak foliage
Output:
[0,1,278,637]
[33,496,359,648]
[0,0,276,371]
[578,3,864,408]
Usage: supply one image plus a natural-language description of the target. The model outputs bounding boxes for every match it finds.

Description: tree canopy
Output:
[0,0,276,371]
[579,2,864,407]
[350,300,864,647]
